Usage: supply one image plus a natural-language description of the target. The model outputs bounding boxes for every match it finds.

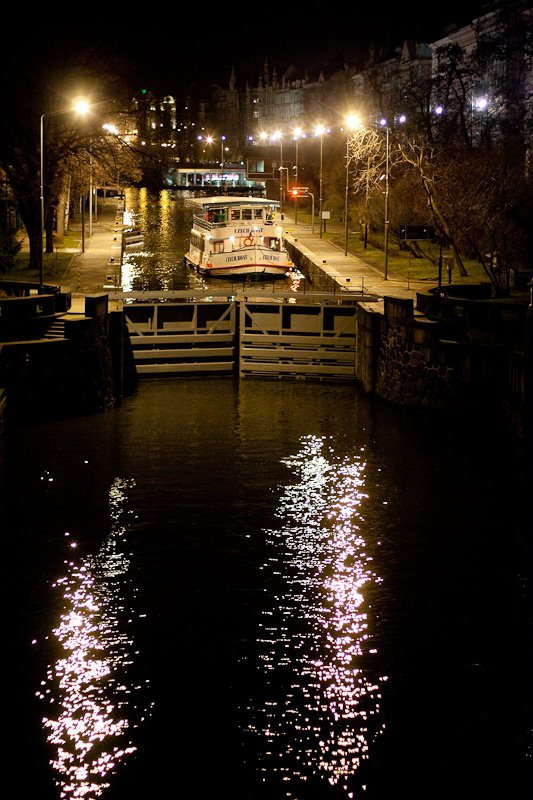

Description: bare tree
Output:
[0,32,142,274]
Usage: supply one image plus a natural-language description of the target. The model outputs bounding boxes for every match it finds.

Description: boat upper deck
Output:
[188,195,280,210]
[188,196,281,231]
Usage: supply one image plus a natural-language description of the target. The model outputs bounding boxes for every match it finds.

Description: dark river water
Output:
[3,190,532,800]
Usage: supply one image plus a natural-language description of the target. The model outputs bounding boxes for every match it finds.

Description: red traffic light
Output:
[290,186,309,197]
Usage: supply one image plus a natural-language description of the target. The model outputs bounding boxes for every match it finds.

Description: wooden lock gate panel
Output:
[123,298,358,381]
[239,301,357,381]
[124,301,237,375]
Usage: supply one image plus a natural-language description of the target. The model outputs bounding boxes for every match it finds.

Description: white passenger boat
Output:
[184,196,293,279]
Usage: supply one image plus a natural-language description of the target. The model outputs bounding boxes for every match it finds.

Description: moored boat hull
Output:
[204,265,290,279]
[185,247,291,279]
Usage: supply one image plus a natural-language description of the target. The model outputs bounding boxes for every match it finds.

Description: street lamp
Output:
[344,114,361,256]
[204,135,214,163]
[379,118,390,280]
[378,115,405,279]
[89,141,93,237]
[292,127,304,224]
[314,124,326,238]
[290,187,315,233]
[40,98,91,293]
[472,94,489,145]
[220,135,226,167]
[102,123,121,197]
[271,130,284,218]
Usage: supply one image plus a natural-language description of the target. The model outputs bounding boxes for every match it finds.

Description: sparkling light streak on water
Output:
[35,477,152,799]
[250,434,387,798]
[120,188,207,293]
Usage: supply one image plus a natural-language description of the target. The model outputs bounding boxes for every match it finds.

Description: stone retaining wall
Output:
[372,297,466,409]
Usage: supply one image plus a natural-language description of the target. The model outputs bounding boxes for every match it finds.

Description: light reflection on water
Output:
[251,434,386,798]
[35,478,152,800]
[4,378,532,799]
[120,186,192,292]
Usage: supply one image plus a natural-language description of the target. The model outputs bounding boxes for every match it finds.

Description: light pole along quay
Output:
[314,124,326,238]
[39,98,92,293]
[380,119,390,280]
[292,127,304,224]
[378,114,404,280]
[271,130,285,218]
[344,114,362,257]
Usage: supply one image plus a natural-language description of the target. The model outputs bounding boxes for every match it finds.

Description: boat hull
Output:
[185,248,292,280]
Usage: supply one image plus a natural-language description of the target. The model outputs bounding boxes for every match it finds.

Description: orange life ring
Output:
[244,236,253,246]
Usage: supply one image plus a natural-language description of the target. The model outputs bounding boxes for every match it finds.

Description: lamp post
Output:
[472,94,489,145]
[271,130,284,218]
[379,119,390,280]
[39,98,91,293]
[384,124,390,280]
[314,125,326,238]
[102,123,121,199]
[204,135,215,164]
[89,141,93,238]
[279,166,289,220]
[292,127,303,224]
[379,114,405,279]
[220,135,226,167]
[344,114,361,256]
[307,191,315,235]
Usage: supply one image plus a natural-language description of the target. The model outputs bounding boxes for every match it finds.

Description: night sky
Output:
[14,1,495,97]
[104,1,491,91]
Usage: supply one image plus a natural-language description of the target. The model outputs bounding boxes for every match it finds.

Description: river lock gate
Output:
[115,291,362,382]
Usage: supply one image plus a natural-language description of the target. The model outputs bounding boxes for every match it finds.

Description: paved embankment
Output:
[60,197,123,310]
[281,213,436,303]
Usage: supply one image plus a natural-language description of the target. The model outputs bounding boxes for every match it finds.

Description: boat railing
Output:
[193,214,227,231]
[193,213,280,232]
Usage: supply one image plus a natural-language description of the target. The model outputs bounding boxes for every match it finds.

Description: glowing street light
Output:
[344,113,362,256]
[204,135,215,163]
[378,118,390,280]
[292,126,304,224]
[378,114,406,279]
[271,130,284,217]
[314,124,326,238]
[259,129,288,217]
[39,98,91,292]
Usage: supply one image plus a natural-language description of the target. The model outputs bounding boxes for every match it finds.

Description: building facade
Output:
[125,3,532,185]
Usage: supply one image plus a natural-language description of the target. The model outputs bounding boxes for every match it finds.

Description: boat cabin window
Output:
[230,209,240,220]
[241,208,253,220]
[254,209,263,220]
[207,208,226,223]
[213,241,224,253]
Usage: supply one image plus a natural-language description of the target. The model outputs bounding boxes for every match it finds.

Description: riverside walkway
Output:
[60,196,438,309]
[282,216,436,302]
